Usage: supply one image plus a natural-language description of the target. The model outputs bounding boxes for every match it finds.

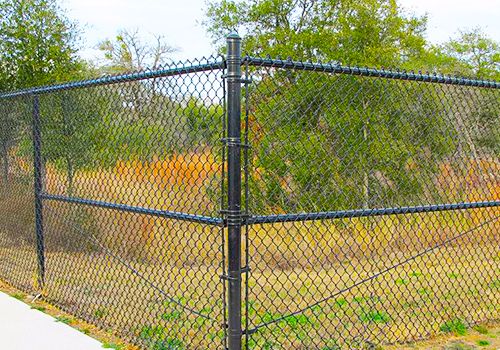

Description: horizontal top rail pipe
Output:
[244,56,500,89]
[248,200,500,225]
[0,59,225,99]
[42,193,224,226]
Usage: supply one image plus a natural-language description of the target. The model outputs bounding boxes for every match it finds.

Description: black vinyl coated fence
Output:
[0,33,499,349]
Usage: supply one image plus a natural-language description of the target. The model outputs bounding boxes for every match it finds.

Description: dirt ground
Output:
[1,278,498,350]
[384,324,500,350]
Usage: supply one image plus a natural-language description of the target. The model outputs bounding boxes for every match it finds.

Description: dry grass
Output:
[0,153,499,349]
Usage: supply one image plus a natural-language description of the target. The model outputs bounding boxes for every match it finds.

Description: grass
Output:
[0,156,499,349]
[440,319,468,336]
[477,340,490,346]
[55,315,73,324]
[473,325,489,335]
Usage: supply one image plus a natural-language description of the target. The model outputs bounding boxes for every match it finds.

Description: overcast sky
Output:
[62,0,500,63]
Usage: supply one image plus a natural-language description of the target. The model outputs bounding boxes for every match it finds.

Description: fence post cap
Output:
[227,31,241,41]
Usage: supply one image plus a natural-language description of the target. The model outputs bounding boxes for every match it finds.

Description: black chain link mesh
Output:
[242,57,499,349]
[0,57,228,350]
[0,53,498,350]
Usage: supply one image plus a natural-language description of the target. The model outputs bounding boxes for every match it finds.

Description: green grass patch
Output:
[30,305,46,312]
[161,310,182,321]
[359,309,391,324]
[473,325,489,334]
[11,293,24,300]
[94,308,106,319]
[477,340,490,346]
[102,343,123,349]
[395,278,409,285]
[440,318,467,336]
[55,316,73,324]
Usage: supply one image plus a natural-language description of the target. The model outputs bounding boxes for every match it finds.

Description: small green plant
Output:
[488,279,500,289]
[55,316,72,324]
[408,271,422,278]
[334,298,347,308]
[30,306,46,312]
[473,325,489,334]
[477,340,490,346]
[395,278,409,285]
[102,343,123,349]
[447,272,460,279]
[440,318,467,336]
[94,308,106,319]
[161,310,182,321]
[12,293,23,300]
[359,309,391,324]
[282,314,312,328]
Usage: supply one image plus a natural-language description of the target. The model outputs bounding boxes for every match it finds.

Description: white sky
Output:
[62,0,500,63]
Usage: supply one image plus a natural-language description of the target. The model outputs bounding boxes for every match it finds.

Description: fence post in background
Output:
[226,32,243,350]
[32,94,45,289]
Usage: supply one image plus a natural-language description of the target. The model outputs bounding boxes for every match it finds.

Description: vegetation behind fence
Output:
[0,34,499,350]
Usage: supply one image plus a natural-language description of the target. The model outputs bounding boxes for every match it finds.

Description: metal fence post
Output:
[226,32,243,350]
[32,94,45,289]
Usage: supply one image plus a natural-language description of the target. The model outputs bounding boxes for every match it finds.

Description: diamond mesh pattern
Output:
[0,57,228,350]
[242,57,500,349]
[0,53,498,350]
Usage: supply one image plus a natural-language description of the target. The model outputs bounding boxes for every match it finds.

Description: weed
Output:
[473,325,489,334]
[334,298,347,308]
[488,279,500,289]
[477,340,490,346]
[440,318,467,336]
[102,343,123,349]
[55,316,73,324]
[447,272,461,279]
[11,293,23,300]
[161,310,182,321]
[395,278,409,285]
[94,308,106,319]
[30,305,46,312]
[282,314,312,328]
[359,309,391,324]
[408,271,422,278]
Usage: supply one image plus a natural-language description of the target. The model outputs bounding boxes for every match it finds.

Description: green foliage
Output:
[0,0,85,90]
[477,340,490,346]
[358,309,391,324]
[55,315,73,324]
[31,305,46,312]
[473,325,489,335]
[205,0,428,68]
[442,29,500,80]
[440,318,468,336]
[247,72,456,212]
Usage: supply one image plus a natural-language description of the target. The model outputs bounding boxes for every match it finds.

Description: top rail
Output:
[1,54,498,99]
[245,56,500,88]
[0,58,225,99]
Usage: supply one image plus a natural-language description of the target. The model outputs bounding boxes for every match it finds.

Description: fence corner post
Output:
[226,31,243,350]
[32,94,45,290]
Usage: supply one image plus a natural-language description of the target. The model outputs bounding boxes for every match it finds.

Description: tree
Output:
[204,0,460,213]
[97,29,178,121]
[98,29,177,73]
[204,0,428,67]
[0,0,86,191]
[0,0,85,90]
[441,29,499,80]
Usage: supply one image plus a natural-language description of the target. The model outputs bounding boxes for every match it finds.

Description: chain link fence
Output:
[0,34,499,349]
